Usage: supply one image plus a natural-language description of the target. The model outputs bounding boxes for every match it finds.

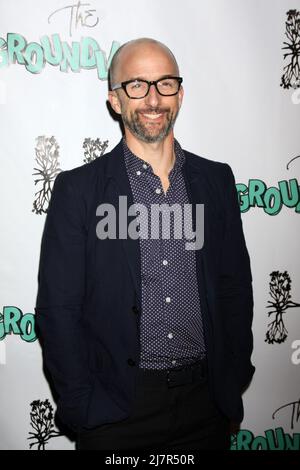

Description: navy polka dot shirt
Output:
[123,138,206,369]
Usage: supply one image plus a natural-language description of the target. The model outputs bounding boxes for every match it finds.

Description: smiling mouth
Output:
[140,113,163,120]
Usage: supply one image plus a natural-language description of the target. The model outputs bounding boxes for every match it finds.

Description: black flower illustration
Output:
[32,136,62,214]
[266,271,300,344]
[280,10,300,89]
[28,399,62,450]
[83,138,109,163]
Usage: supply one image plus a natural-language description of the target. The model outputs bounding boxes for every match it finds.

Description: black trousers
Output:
[77,360,230,451]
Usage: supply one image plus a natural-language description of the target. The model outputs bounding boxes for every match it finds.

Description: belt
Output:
[137,357,207,388]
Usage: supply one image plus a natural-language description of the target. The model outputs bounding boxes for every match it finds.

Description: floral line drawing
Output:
[32,136,62,214]
[83,137,109,163]
[280,10,300,89]
[266,271,300,344]
[28,399,62,450]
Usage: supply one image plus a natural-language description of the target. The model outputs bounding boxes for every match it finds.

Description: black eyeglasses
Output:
[111,76,183,99]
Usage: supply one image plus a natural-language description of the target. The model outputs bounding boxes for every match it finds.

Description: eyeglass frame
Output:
[111,76,183,99]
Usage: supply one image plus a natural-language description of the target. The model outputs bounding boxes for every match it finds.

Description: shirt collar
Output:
[122,137,186,177]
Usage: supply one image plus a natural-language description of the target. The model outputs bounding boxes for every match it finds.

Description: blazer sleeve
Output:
[35,171,93,431]
[219,164,255,391]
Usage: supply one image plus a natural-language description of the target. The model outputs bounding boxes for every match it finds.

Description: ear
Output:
[178,86,184,108]
[108,91,122,115]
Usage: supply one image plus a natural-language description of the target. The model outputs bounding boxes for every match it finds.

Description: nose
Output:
[144,83,160,107]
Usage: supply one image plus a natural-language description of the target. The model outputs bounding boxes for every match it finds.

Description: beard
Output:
[122,106,179,143]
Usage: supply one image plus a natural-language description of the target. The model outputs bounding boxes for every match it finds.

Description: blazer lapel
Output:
[182,156,212,321]
[182,155,209,255]
[105,141,142,303]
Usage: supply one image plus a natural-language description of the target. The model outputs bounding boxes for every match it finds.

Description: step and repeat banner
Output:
[0,0,300,450]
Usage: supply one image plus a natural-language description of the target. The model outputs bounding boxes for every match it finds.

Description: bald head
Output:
[109,38,180,88]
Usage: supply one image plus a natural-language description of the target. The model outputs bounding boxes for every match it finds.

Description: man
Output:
[36,38,255,450]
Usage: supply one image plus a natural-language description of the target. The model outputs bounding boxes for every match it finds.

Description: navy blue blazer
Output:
[36,139,255,432]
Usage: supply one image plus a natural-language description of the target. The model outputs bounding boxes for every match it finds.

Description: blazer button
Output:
[127,358,136,366]
[132,305,139,315]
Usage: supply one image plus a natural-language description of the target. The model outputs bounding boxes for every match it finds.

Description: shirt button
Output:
[165,297,171,303]
[162,260,168,266]
[143,163,148,169]
[136,170,141,176]
[155,188,161,194]
[171,359,177,365]
[167,332,174,339]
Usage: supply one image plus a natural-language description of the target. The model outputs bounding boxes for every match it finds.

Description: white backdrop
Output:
[0,0,300,450]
